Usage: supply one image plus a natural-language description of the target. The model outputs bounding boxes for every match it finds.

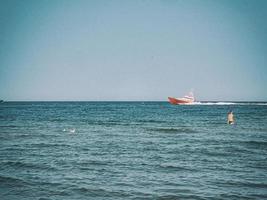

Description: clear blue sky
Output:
[0,0,267,101]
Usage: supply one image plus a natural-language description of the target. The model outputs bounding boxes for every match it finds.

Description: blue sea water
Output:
[0,101,267,200]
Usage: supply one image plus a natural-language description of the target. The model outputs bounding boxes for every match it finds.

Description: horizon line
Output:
[1,100,267,103]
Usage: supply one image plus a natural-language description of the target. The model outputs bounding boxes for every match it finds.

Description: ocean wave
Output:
[0,175,32,187]
[137,119,167,124]
[0,125,20,128]
[77,160,110,167]
[30,142,73,148]
[87,121,125,126]
[72,187,130,198]
[218,179,267,188]
[241,140,267,149]
[147,127,198,134]
[154,194,202,200]
[159,163,196,172]
[0,161,56,171]
[243,140,267,145]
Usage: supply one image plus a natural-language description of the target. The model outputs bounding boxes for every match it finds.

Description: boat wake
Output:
[189,102,267,106]
[192,102,236,105]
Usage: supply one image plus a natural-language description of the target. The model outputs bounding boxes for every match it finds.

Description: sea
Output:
[0,101,267,200]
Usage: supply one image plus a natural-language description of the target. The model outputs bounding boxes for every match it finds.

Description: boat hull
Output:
[168,97,193,105]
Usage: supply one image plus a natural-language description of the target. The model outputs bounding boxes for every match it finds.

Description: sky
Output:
[0,0,267,101]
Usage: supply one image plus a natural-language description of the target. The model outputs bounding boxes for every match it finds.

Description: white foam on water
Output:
[62,128,76,133]
[69,128,76,133]
[207,102,236,105]
[189,102,267,106]
[253,103,267,106]
[189,102,236,105]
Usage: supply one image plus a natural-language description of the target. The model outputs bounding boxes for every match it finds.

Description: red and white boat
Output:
[168,92,195,105]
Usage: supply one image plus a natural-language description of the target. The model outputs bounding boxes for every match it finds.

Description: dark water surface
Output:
[0,102,267,200]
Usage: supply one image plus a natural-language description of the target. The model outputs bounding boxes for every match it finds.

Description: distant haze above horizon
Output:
[1,0,267,101]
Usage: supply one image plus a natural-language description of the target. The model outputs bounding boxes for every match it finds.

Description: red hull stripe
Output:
[168,97,193,104]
